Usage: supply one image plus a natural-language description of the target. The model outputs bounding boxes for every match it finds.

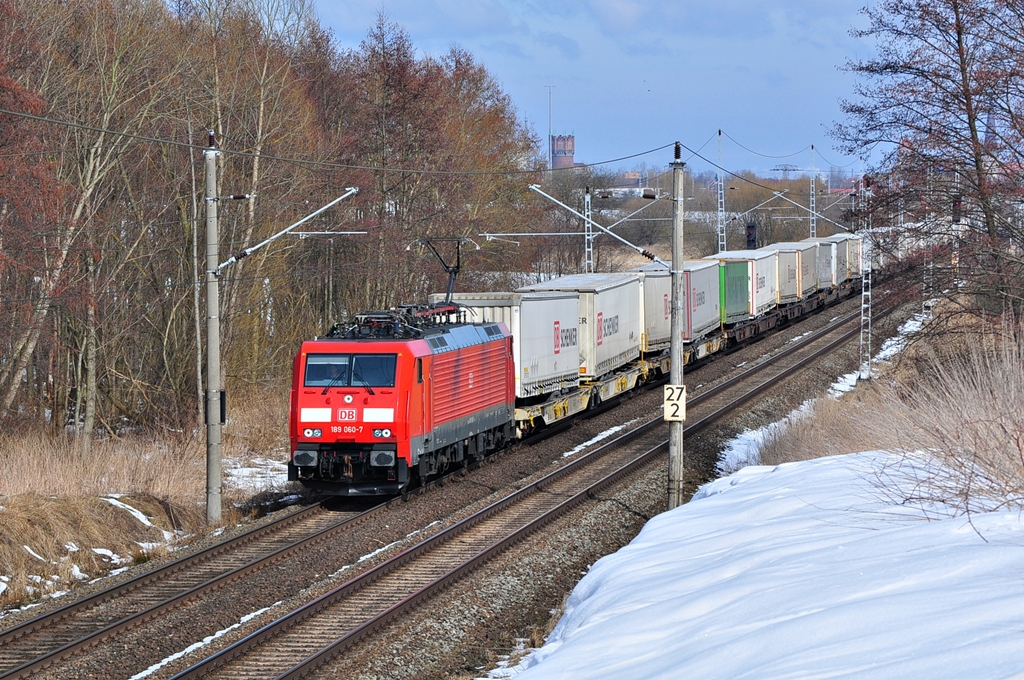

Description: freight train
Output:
[288,232,865,496]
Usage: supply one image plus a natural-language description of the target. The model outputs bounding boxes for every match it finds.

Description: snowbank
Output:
[514,451,1024,679]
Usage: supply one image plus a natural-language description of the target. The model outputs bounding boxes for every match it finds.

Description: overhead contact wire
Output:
[0,107,674,176]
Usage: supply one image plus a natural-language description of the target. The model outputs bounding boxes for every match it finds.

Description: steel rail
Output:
[684,322,864,436]
[7,303,883,679]
[280,432,671,680]
[0,503,380,680]
[0,503,325,644]
[687,308,864,404]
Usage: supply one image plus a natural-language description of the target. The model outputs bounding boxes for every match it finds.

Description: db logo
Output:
[597,312,604,346]
[554,321,561,354]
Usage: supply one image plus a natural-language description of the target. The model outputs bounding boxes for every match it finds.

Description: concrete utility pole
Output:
[200,130,357,526]
[201,127,358,522]
[204,131,222,525]
[667,143,687,510]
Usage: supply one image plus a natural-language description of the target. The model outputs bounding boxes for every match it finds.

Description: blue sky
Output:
[315,1,874,177]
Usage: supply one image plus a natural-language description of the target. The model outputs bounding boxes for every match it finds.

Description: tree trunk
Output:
[81,254,98,452]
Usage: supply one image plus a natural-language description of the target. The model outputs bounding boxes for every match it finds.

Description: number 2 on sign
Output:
[663,384,686,422]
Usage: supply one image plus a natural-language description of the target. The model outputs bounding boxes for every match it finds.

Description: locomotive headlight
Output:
[303,428,322,438]
[373,428,392,438]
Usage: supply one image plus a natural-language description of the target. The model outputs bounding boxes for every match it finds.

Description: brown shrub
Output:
[761,314,1024,514]
[758,385,920,466]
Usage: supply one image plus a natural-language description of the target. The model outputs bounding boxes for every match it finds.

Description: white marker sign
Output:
[663,384,686,422]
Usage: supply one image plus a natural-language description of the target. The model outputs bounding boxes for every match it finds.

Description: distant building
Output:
[551,134,575,169]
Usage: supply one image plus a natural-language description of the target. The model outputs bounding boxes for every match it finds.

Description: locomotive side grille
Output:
[432,341,510,423]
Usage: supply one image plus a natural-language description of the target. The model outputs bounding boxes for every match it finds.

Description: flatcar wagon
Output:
[288,304,515,495]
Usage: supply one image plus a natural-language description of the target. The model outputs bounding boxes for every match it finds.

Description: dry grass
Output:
[0,430,209,608]
[761,315,1024,514]
[0,387,294,610]
[0,431,207,499]
[0,493,194,609]
[758,385,920,466]
[222,387,291,464]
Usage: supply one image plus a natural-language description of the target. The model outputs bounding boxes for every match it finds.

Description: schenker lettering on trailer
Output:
[553,321,578,354]
[596,312,619,346]
[755,273,767,293]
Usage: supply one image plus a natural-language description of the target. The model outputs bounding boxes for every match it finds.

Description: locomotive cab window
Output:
[304,353,396,388]
[352,354,397,387]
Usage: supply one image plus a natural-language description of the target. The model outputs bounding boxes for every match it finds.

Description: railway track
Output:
[168,309,867,680]
[0,503,377,679]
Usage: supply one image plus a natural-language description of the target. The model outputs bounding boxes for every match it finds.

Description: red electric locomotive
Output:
[287,304,515,495]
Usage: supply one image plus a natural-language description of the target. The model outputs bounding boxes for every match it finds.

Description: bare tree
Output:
[1,0,181,427]
[0,1,541,437]
[833,0,1024,314]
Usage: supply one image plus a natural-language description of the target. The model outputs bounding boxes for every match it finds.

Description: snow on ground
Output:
[561,426,628,459]
[101,495,176,542]
[223,455,289,492]
[489,312,1024,678]
[128,602,282,680]
[511,451,1024,679]
[329,521,442,579]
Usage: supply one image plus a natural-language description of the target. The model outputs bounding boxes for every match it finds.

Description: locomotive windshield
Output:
[304,353,397,388]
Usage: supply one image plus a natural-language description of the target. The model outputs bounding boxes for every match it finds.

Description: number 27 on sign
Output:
[663,384,686,422]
